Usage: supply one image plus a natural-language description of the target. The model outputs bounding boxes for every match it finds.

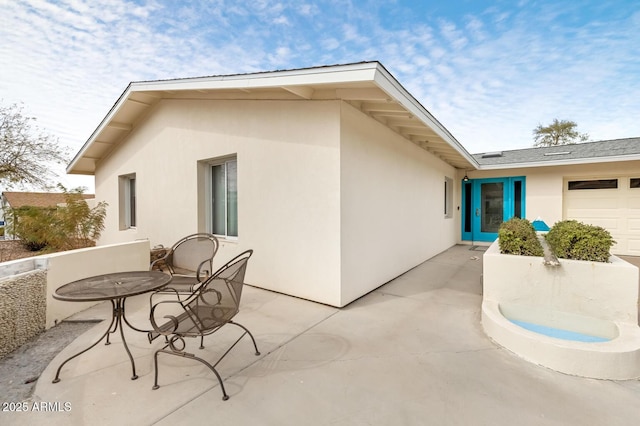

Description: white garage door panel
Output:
[566,210,619,220]
[588,218,621,229]
[566,197,621,209]
[564,177,640,256]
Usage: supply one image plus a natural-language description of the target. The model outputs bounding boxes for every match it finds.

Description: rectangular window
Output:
[568,179,618,190]
[210,158,237,238]
[444,177,453,218]
[631,178,640,188]
[119,174,136,229]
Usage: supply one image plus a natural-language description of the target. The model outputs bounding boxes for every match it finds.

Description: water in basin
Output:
[508,319,611,342]
[499,303,618,343]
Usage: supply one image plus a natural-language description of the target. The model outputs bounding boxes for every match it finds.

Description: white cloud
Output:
[1,0,638,195]
[273,15,289,25]
[297,3,319,16]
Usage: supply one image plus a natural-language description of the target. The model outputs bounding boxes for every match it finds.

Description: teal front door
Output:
[461,177,526,242]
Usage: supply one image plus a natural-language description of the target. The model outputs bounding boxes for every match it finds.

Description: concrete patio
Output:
[6,245,640,425]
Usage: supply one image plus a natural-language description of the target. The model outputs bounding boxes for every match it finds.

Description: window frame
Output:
[205,156,238,239]
[119,173,137,230]
[444,176,454,219]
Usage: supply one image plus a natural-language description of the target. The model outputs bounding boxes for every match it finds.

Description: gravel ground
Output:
[0,240,47,262]
[0,240,80,404]
[0,321,99,403]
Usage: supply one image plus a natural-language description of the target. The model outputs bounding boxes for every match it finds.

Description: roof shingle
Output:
[1,192,94,209]
[474,137,640,166]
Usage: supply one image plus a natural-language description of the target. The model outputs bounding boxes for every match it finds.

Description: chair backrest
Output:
[168,233,219,277]
[186,250,253,329]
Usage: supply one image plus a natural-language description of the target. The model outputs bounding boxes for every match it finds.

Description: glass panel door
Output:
[480,182,504,233]
[461,176,526,243]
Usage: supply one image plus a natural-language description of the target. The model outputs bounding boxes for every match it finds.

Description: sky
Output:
[1,0,639,192]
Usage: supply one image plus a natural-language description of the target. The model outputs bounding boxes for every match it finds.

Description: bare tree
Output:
[533,119,589,147]
[0,102,70,189]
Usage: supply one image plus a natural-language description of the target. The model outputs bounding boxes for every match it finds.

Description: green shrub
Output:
[498,217,544,256]
[545,220,614,263]
[7,206,55,251]
[47,186,107,251]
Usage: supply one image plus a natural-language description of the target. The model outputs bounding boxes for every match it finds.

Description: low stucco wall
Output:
[0,240,150,359]
[44,240,151,328]
[0,270,47,358]
[483,240,639,323]
[482,240,640,379]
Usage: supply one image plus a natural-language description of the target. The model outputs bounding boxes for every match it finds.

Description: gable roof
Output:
[67,61,478,174]
[1,192,94,209]
[474,137,640,169]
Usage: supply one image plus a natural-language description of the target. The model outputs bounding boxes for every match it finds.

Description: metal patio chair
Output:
[150,233,219,294]
[148,250,260,401]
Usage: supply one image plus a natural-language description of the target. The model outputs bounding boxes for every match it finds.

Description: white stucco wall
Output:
[339,103,458,305]
[94,98,461,307]
[96,99,343,306]
[44,240,150,328]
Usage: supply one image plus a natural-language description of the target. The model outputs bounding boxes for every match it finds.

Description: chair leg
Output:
[152,349,162,390]
[189,352,230,401]
[229,321,261,356]
[151,324,259,401]
[152,347,230,401]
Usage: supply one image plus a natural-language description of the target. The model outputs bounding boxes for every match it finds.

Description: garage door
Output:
[563,177,640,256]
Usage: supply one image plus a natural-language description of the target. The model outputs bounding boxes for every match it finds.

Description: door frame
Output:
[461,176,526,242]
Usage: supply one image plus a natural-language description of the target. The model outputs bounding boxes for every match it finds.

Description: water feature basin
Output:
[482,299,640,380]
[482,239,640,379]
[500,303,618,343]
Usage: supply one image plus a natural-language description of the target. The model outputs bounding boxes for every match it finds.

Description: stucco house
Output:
[67,61,640,307]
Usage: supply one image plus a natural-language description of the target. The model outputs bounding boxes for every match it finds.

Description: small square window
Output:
[631,178,640,189]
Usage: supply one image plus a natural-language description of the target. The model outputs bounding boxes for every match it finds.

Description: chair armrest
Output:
[149,286,180,310]
[150,249,173,272]
[195,259,213,281]
[149,298,188,339]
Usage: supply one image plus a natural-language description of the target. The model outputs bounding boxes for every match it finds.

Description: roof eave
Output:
[372,65,479,170]
[67,82,135,175]
[67,63,383,176]
[67,62,480,174]
[130,61,381,92]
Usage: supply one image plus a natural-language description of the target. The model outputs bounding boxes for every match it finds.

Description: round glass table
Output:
[52,271,171,383]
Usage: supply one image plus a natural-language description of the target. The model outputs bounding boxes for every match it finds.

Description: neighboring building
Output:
[66,61,640,307]
[1,192,95,239]
[1,192,95,210]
